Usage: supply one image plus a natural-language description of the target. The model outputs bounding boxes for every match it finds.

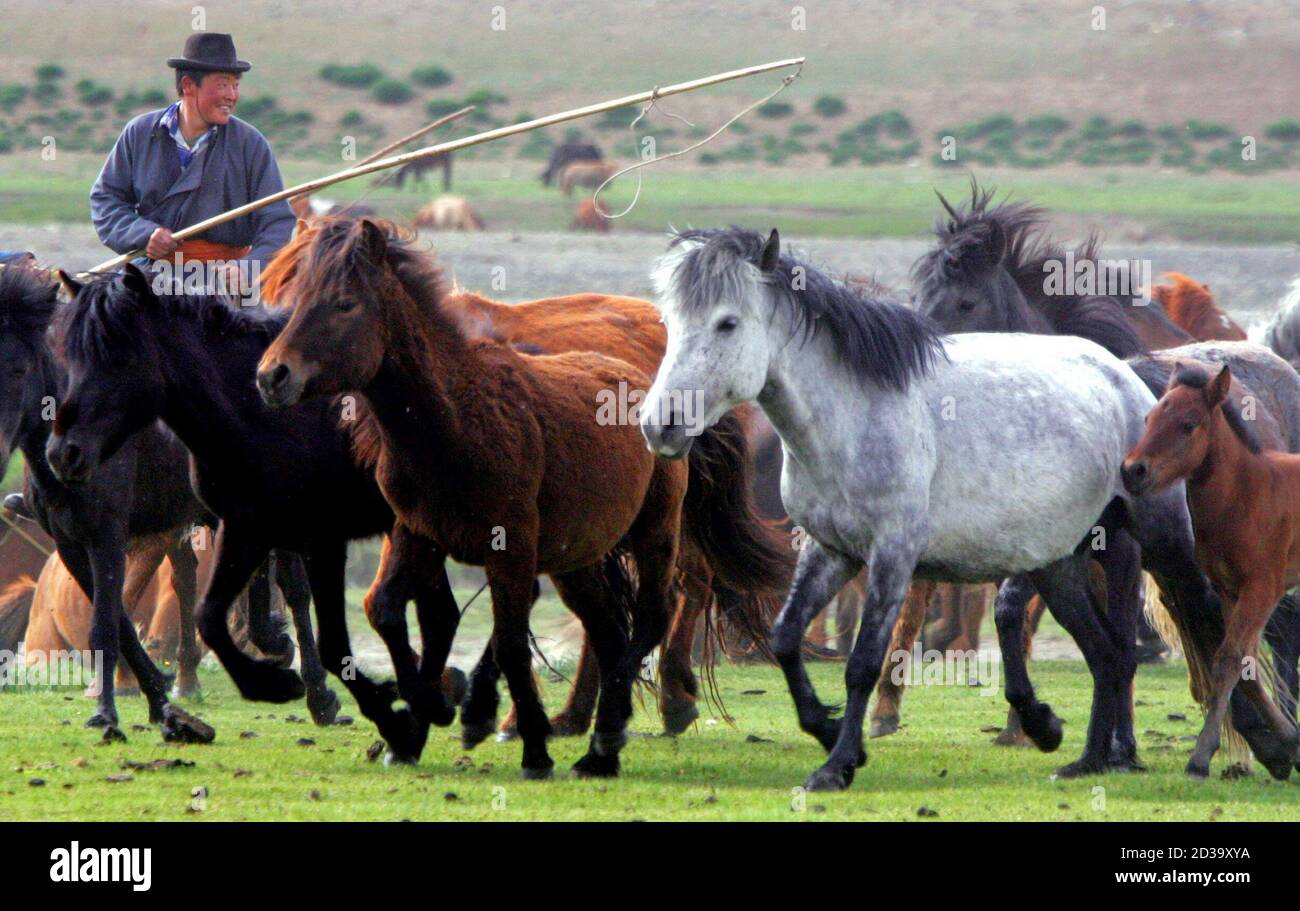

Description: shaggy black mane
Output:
[668,227,947,392]
[56,271,288,369]
[0,263,59,350]
[1172,363,1263,455]
[912,179,1146,359]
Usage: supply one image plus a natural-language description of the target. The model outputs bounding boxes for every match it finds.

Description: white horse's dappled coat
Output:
[644,237,1154,582]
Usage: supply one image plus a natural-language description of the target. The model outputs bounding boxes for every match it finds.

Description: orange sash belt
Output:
[174,238,252,262]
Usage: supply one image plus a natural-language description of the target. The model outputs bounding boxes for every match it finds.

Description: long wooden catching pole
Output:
[87,57,804,273]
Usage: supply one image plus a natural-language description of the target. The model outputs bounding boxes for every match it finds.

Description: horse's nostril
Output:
[270,363,289,386]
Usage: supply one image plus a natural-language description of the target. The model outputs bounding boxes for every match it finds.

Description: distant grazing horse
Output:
[571,199,609,233]
[0,264,211,740]
[1124,364,1300,776]
[259,219,790,744]
[1152,273,1246,342]
[256,219,693,779]
[643,226,1244,790]
[561,161,619,197]
[541,142,601,187]
[378,151,453,192]
[914,184,1300,768]
[1260,278,1300,370]
[413,196,484,231]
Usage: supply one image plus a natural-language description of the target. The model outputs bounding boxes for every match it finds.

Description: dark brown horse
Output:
[1152,273,1247,342]
[258,217,694,779]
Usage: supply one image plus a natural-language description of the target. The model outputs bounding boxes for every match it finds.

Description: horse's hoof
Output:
[170,678,201,700]
[306,687,342,727]
[462,718,496,750]
[1185,759,1211,780]
[868,714,899,739]
[440,666,469,707]
[661,701,699,736]
[804,764,853,792]
[1020,704,1064,753]
[520,764,555,781]
[239,667,306,704]
[160,705,216,744]
[85,711,118,729]
[381,708,429,763]
[1051,757,1109,780]
[383,749,419,767]
[993,727,1032,747]
[495,729,519,743]
[571,751,620,778]
[101,725,127,744]
[549,712,593,738]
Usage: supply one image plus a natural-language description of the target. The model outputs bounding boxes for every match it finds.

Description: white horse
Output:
[641,227,1235,790]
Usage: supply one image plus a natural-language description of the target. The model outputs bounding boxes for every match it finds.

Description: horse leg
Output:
[408,544,464,729]
[834,576,860,658]
[659,564,709,735]
[365,529,454,727]
[773,538,864,754]
[273,549,339,726]
[485,546,554,780]
[306,539,425,764]
[1029,553,1125,778]
[1263,593,1300,722]
[993,575,1062,750]
[869,579,933,738]
[196,524,304,703]
[461,638,503,749]
[166,535,202,699]
[547,633,599,736]
[573,499,680,779]
[245,557,293,665]
[53,538,121,728]
[806,537,919,792]
[1095,532,1143,771]
[553,566,633,778]
[1187,583,1293,780]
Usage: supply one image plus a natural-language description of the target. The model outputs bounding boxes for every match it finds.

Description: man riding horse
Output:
[90,32,294,301]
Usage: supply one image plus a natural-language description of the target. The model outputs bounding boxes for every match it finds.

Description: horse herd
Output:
[4,178,1300,792]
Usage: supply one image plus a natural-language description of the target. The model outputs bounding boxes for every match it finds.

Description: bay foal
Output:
[1123,364,1300,777]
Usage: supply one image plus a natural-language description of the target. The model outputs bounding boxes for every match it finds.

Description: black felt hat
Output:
[166,33,252,73]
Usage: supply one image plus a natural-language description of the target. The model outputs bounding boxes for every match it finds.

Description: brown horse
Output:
[258,218,791,741]
[258,218,694,779]
[413,196,484,231]
[1123,363,1300,778]
[560,161,618,197]
[571,199,610,233]
[1152,273,1247,342]
[0,510,54,653]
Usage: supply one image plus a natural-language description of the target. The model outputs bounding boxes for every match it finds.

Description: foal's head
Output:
[0,263,58,468]
[257,217,445,407]
[1122,363,1260,495]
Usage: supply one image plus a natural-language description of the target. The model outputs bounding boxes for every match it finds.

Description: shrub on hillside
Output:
[411,66,453,88]
[371,79,414,105]
[320,64,383,89]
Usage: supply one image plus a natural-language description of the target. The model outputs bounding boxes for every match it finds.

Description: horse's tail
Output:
[682,412,796,662]
[0,576,36,655]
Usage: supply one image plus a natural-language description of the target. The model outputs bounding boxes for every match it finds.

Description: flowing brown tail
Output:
[0,576,36,655]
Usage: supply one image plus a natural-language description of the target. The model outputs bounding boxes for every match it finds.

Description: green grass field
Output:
[3,659,1299,821]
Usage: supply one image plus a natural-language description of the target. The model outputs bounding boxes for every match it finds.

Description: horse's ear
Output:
[1165,361,1184,393]
[296,217,310,236]
[359,219,388,265]
[57,270,83,299]
[1205,365,1232,409]
[122,262,153,299]
[985,219,1007,264]
[760,228,780,273]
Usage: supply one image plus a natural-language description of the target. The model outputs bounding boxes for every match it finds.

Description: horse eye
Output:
[1182,421,1197,434]
[336,299,358,314]
[957,300,976,314]
[716,316,738,333]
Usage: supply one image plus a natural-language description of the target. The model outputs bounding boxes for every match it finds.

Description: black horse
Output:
[377,152,453,192]
[540,142,601,187]
[913,181,1300,776]
[0,263,207,738]
[47,266,466,762]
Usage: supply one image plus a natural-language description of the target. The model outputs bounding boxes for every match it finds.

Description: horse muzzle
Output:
[256,360,305,409]
[1120,457,1153,496]
[46,432,94,486]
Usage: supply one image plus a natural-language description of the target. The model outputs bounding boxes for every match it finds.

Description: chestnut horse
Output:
[1123,363,1300,777]
[259,218,791,741]
[259,218,692,779]
[1152,273,1247,342]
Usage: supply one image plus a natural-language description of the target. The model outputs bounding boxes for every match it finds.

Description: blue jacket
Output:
[90,108,295,270]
